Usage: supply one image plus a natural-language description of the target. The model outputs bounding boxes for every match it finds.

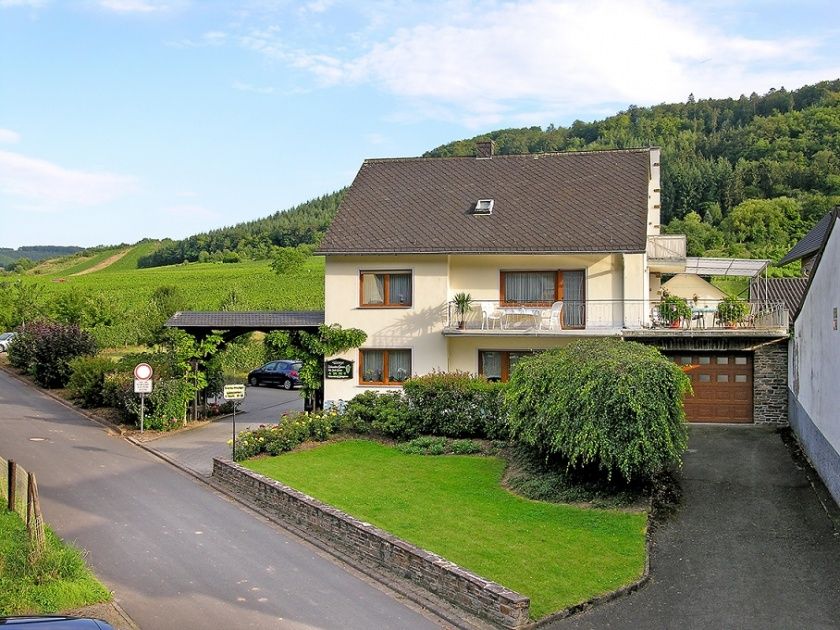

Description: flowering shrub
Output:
[233,409,342,461]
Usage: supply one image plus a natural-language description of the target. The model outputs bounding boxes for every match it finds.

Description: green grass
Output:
[0,509,111,615]
[245,440,647,619]
[102,241,162,272]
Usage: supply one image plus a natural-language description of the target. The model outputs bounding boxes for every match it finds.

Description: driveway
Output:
[552,425,840,630]
[147,385,304,476]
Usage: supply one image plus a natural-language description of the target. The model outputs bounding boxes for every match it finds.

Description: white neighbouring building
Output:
[783,209,840,506]
[317,142,790,424]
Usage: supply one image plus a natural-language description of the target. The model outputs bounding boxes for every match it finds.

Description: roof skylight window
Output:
[472,199,494,215]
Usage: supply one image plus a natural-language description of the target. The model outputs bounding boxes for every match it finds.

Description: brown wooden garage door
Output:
[669,353,753,423]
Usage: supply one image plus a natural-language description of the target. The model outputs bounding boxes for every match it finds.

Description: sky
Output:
[1,0,839,249]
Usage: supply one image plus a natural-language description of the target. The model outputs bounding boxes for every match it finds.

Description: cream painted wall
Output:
[622,253,648,328]
[323,255,449,403]
[448,336,577,374]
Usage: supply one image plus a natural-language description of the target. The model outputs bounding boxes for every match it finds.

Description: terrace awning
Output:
[683,257,770,278]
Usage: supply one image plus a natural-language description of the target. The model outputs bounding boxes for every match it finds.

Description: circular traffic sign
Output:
[134,363,153,380]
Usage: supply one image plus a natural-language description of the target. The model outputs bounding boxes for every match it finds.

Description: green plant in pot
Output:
[453,292,474,329]
[717,297,749,327]
[660,293,691,327]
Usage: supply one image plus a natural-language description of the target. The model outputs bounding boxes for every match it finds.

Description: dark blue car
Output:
[247,360,302,390]
[0,617,114,629]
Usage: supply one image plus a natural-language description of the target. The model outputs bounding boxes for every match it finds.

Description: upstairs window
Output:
[501,271,557,306]
[360,271,412,307]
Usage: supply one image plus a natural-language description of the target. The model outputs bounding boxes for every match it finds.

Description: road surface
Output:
[0,370,438,629]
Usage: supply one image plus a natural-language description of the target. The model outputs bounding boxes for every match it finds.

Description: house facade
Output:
[785,209,840,505]
[318,143,789,424]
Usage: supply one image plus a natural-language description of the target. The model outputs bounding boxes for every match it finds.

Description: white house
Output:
[317,143,789,424]
[784,209,840,505]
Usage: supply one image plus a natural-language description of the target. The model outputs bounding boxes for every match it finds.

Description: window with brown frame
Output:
[478,350,538,382]
[360,271,412,307]
[359,349,412,385]
[500,270,586,327]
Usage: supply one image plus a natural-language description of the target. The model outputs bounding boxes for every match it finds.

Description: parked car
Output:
[0,332,16,352]
[247,360,302,390]
[0,617,114,629]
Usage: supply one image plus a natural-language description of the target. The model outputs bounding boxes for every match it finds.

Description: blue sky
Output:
[1,0,839,249]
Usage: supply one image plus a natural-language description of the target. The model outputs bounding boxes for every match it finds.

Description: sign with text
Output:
[325,358,353,379]
[223,384,246,400]
[134,379,153,394]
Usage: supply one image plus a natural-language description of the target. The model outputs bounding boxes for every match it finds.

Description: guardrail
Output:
[444,299,788,332]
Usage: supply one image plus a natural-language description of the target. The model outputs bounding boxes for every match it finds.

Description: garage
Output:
[669,353,753,423]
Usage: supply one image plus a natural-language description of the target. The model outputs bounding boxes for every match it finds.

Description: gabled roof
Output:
[787,208,840,320]
[779,211,835,266]
[318,148,654,255]
[750,278,809,313]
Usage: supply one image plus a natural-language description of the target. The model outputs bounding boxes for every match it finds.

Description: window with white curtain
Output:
[360,349,412,385]
[360,271,412,307]
[479,350,538,382]
[502,271,556,304]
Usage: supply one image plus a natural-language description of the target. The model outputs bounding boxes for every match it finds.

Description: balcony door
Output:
[562,270,585,328]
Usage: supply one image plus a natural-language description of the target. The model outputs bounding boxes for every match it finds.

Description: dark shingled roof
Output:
[318,148,654,255]
[166,311,324,330]
[779,210,835,266]
[750,278,809,313]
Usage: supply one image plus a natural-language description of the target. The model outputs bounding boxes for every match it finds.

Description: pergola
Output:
[683,257,771,303]
[165,311,325,342]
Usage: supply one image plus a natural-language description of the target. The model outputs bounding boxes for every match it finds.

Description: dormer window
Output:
[472,199,494,215]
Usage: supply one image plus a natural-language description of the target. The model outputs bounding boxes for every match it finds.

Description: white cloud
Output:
[98,0,178,13]
[232,80,275,94]
[0,0,47,7]
[0,150,137,209]
[0,128,21,143]
[244,0,840,126]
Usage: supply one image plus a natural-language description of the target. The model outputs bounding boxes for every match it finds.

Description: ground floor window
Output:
[359,349,412,385]
[479,350,536,382]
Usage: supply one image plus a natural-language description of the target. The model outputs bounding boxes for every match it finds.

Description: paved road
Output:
[0,371,437,630]
[149,386,303,476]
[552,425,840,630]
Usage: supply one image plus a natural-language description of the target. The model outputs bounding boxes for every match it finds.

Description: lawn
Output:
[0,509,111,615]
[245,440,647,619]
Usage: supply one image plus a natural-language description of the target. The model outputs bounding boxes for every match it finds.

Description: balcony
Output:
[443,299,789,336]
[647,234,686,272]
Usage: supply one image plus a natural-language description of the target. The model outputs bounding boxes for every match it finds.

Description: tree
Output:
[271,245,311,276]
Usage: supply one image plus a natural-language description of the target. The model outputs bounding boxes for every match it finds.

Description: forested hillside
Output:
[137,190,345,268]
[427,80,840,271]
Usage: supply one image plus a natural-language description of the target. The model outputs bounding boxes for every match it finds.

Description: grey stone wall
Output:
[753,341,789,424]
[212,458,531,628]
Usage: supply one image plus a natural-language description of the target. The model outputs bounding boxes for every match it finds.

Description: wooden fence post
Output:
[27,472,46,560]
[8,460,16,512]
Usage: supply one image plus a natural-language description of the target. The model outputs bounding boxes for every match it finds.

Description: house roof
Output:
[318,148,654,255]
[787,208,840,320]
[778,211,835,266]
[749,277,809,312]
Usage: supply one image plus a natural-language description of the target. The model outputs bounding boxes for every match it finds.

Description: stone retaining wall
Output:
[213,458,531,628]
[753,341,788,424]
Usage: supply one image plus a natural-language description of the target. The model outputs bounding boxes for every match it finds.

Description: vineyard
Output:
[7,244,325,347]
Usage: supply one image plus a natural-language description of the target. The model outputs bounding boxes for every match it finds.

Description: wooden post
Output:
[8,460,16,512]
[27,472,45,559]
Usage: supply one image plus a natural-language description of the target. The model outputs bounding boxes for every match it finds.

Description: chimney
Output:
[476,140,495,159]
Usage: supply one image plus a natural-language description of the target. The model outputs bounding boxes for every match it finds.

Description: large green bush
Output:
[342,390,415,438]
[505,339,691,483]
[9,321,98,388]
[67,356,117,407]
[403,371,507,438]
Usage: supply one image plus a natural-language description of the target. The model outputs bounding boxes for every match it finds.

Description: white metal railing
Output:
[647,234,687,260]
[444,299,788,332]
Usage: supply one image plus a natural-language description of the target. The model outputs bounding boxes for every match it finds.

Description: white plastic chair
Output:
[481,302,502,329]
[540,301,564,330]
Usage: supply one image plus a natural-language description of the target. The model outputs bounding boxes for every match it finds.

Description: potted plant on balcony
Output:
[660,292,691,328]
[453,292,474,329]
[717,297,749,328]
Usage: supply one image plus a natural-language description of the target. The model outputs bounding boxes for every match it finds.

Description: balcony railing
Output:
[444,299,788,332]
[647,234,686,261]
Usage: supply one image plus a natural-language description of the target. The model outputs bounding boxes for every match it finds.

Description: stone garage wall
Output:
[212,458,531,628]
[753,340,788,424]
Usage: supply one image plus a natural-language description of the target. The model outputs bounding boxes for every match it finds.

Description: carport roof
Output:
[166,311,325,331]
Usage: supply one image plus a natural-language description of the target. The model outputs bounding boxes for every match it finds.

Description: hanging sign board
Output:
[325,358,353,379]
[223,384,246,400]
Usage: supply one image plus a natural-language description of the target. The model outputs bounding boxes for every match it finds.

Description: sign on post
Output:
[223,384,246,400]
[134,363,153,433]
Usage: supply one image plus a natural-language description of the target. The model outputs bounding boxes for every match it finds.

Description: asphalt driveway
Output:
[553,425,840,630]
